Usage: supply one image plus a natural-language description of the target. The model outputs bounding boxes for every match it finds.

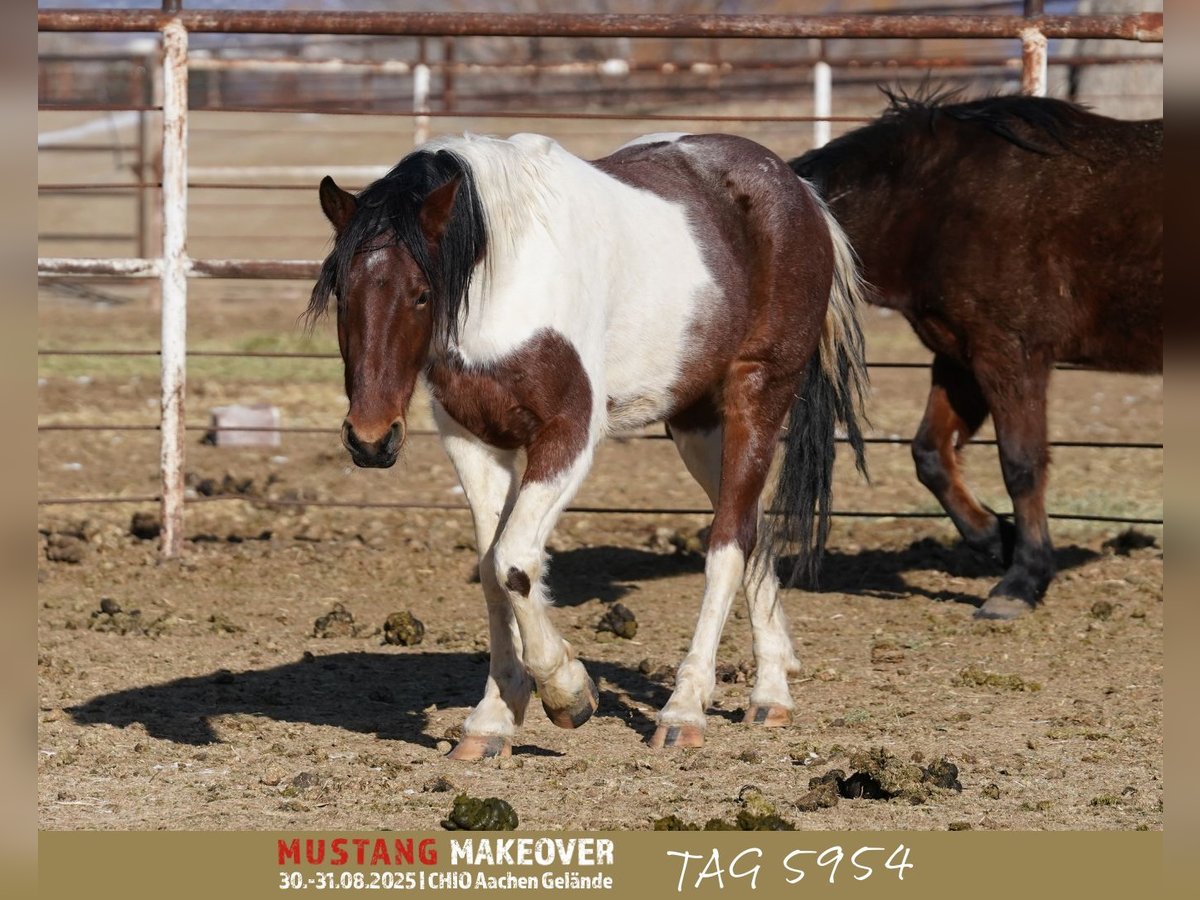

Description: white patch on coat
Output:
[422,132,719,434]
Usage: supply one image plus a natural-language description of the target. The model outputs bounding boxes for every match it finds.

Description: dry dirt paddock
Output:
[37,110,1162,833]
[36,294,1163,833]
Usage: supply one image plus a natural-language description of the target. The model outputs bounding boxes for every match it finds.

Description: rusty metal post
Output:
[1021,26,1048,95]
[159,16,188,558]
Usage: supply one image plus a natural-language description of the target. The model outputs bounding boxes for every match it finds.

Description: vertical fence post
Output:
[812,39,832,148]
[1021,27,1048,96]
[159,16,188,558]
[413,63,431,146]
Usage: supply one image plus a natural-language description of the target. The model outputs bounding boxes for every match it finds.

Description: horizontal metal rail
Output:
[36,11,1164,42]
[33,421,1163,451]
[32,492,1163,526]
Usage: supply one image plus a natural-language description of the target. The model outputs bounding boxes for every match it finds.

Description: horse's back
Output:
[802,99,1162,374]
[592,134,838,429]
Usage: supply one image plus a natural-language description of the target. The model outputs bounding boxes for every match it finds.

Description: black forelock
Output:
[306,148,487,346]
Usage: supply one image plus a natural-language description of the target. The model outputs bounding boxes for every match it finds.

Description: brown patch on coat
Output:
[426,329,592,484]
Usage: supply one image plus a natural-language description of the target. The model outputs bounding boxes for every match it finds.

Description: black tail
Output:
[768,197,870,587]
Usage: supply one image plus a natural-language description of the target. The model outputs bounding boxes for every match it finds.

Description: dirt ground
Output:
[37,110,1162,832]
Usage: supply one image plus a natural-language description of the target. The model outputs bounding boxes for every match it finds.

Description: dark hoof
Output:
[974,595,1036,620]
[648,724,705,749]
[742,705,792,727]
[446,735,512,760]
[541,677,599,730]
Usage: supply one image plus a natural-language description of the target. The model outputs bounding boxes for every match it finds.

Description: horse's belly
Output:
[605,390,674,432]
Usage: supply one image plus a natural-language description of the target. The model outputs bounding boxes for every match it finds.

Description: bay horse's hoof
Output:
[446,735,512,760]
[541,676,599,730]
[648,724,705,749]
[974,595,1036,620]
[742,705,792,727]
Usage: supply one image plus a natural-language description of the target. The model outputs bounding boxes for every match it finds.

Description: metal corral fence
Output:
[37,5,1165,558]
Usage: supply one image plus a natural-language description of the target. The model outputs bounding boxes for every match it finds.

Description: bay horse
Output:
[309,132,868,757]
[791,90,1162,619]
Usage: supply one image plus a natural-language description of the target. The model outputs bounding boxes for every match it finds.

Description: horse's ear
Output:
[319,175,356,233]
[418,176,462,247]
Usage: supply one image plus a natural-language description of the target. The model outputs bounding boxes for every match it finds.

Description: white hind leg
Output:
[435,404,532,760]
[661,386,801,748]
[742,511,801,727]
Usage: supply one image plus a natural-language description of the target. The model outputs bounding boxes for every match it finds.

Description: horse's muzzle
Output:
[342,420,403,468]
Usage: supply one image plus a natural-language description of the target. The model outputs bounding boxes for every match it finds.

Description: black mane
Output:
[306,148,487,345]
[794,86,1089,185]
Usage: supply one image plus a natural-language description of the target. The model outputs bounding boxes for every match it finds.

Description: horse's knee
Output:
[492,545,541,601]
[912,436,949,493]
[998,452,1042,498]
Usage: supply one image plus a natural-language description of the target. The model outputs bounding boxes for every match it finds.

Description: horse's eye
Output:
[414,291,430,308]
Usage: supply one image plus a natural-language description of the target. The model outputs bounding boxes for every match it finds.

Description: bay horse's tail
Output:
[769,196,870,587]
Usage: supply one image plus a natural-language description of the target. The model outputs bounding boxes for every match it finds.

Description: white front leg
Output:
[492,443,600,729]
[434,404,531,760]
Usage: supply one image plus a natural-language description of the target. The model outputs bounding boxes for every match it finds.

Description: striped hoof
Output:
[742,705,793,727]
[541,676,599,730]
[446,735,512,761]
[648,724,705,749]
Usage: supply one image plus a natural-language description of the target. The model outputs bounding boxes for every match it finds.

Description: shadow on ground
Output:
[547,537,1101,608]
[67,650,673,750]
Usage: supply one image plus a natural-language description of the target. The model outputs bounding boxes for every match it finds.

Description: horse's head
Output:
[309,152,485,468]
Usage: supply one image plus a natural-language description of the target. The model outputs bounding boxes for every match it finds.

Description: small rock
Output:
[423,775,457,793]
[948,821,973,831]
[1089,600,1115,621]
[435,740,452,754]
[99,597,121,615]
[982,783,1001,800]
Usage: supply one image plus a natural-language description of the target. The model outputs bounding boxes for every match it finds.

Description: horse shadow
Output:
[66,649,675,751]
[544,536,1100,609]
[787,537,1100,606]
[67,540,1104,749]
[545,545,705,606]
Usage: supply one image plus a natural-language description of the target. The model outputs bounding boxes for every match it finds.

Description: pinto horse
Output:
[309,132,868,756]
[791,90,1162,619]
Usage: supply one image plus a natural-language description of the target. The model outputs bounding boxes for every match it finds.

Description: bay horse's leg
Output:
[974,361,1056,619]
[434,405,531,760]
[492,434,600,731]
[670,424,799,731]
[653,366,795,748]
[912,354,1014,565]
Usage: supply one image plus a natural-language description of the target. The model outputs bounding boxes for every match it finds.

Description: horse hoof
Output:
[446,735,512,760]
[541,677,599,730]
[742,705,792,727]
[974,595,1036,620]
[648,724,705,749]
